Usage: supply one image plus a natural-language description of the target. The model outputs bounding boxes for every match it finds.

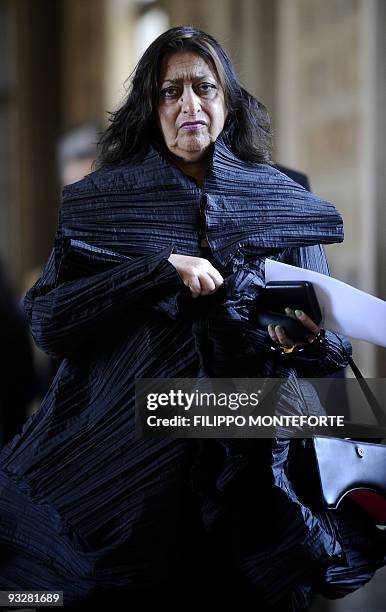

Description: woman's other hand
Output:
[168,254,223,298]
[267,307,321,351]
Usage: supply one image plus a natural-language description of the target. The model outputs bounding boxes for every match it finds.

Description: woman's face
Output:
[157,51,227,162]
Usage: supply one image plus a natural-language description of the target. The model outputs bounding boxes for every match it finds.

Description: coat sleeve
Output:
[281,244,352,376]
[23,223,185,360]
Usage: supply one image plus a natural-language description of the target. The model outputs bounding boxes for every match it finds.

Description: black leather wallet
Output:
[251,281,322,342]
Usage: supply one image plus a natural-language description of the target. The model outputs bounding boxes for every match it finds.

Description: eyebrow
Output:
[161,75,216,86]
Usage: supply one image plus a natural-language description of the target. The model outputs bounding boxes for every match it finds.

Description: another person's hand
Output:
[267,307,321,352]
[168,254,224,298]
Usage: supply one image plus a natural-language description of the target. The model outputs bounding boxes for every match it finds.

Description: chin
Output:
[180,135,210,149]
[179,143,212,160]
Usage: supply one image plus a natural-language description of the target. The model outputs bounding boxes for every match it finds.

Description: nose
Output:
[180,85,201,115]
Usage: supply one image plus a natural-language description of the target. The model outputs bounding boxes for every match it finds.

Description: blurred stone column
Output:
[61,0,105,130]
[276,0,385,376]
[15,0,61,289]
[374,0,386,376]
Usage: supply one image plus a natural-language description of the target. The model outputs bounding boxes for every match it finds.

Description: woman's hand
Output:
[168,254,223,298]
[267,307,321,352]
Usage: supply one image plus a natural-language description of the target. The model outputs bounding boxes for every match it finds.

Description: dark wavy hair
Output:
[96,26,272,167]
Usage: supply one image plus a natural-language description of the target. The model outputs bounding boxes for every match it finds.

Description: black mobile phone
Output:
[252,281,322,342]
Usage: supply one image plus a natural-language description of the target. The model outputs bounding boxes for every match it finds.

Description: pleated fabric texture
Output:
[0,137,384,610]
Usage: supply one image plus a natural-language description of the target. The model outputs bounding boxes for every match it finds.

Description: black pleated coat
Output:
[0,138,384,610]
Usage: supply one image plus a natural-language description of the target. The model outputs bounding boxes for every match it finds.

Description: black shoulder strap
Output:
[346,353,386,427]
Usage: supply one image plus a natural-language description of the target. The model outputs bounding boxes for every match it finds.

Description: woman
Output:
[0,27,384,611]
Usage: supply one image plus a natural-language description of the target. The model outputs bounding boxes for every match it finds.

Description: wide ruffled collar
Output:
[62,135,344,265]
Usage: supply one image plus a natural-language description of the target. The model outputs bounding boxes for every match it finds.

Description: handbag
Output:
[307,356,386,525]
[250,283,386,523]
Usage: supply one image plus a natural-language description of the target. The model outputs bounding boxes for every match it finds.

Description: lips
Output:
[179,121,206,129]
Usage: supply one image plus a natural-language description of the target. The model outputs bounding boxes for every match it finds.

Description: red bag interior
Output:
[347,489,386,525]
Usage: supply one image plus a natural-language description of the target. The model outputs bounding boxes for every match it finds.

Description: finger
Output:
[284,307,296,320]
[186,275,202,298]
[199,273,216,296]
[294,309,320,336]
[268,323,279,343]
[196,260,223,290]
[275,325,296,348]
[207,268,224,288]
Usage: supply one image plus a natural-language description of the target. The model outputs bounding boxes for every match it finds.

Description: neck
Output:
[174,160,208,186]
[167,148,213,187]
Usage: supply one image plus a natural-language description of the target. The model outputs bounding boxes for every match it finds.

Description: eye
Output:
[160,86,179,98]
[197,83,217,95]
